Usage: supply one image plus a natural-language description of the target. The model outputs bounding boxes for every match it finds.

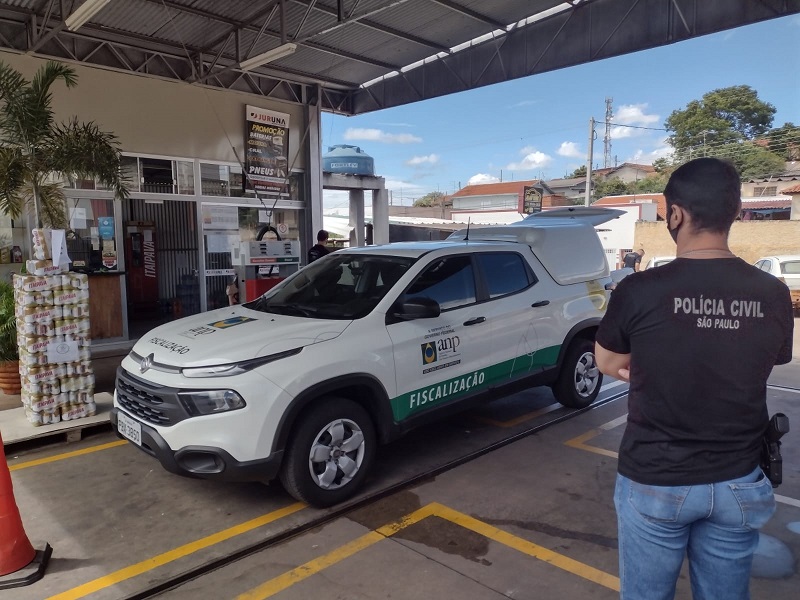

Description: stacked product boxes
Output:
[14,229,96,426]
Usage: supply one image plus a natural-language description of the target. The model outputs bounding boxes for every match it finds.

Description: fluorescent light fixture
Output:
[239,43,297,71]
[65,0,111,31]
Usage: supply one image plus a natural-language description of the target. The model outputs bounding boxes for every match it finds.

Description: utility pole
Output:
[603,97,613,169]
[585,117,595,207]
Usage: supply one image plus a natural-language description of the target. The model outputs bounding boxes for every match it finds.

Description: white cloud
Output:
[630,144,674,164]
[405,154,440,167]
[468,173,500,185]
[343,128,422,144]
[610,103,661,139]
[557,141,584,159]
[614,104,660,126]
[505,146,552,171]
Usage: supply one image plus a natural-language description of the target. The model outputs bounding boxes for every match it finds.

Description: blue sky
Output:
[321,14,800,210]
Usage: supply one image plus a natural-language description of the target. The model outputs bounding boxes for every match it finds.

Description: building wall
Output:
[452,195,519,211]
[0,52,307,169]
[741,180,799,197]
[634,221,800,264]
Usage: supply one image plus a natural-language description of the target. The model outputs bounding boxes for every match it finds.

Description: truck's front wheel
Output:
[552,338,603,409]
[280,397,375,507]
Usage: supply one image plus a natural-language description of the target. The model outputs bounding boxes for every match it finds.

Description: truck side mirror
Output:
[391,296,440,321]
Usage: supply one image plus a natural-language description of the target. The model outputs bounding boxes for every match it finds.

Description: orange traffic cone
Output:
[0,431,51,589]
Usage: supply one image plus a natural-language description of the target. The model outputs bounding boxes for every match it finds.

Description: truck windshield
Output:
[245,254,415,319]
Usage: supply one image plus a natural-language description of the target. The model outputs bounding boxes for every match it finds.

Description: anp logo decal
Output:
[209,316,257,329]
[421,342,437,365]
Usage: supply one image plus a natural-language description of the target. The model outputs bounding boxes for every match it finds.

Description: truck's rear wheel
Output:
[280,397,375,507]
[552,338,602,409]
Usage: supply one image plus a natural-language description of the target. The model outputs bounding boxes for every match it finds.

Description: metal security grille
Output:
[123,198,200,316]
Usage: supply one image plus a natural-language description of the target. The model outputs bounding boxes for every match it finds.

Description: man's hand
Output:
[595,342,631,382]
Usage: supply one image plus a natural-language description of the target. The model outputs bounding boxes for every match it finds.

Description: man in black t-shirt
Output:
[307,229,330,264]
[621,248,644,271]
[595,158,793,600]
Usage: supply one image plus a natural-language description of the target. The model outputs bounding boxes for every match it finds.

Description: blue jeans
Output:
[614,467,775,600]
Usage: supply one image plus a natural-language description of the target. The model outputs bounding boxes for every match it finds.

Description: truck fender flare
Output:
[556,318,602,369]
[271,373,395,453]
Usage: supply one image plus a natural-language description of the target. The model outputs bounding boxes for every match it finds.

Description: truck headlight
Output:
[180,348,301,378]
[179,390,246,416]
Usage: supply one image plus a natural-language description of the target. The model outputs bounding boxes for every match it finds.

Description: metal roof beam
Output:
[0,16,352,112]
[429,0,507,30]
[289,0,451,53]
[351,0,800,114]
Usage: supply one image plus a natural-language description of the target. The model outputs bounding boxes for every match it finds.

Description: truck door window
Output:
[476,253,535,298]
[404,256,476,310]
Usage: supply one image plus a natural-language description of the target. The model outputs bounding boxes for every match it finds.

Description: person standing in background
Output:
[307,229,330,264]
[622,248,645,271]
[595,157,793,600]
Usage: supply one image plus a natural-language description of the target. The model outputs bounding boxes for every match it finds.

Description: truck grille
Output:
[115,368,188,427]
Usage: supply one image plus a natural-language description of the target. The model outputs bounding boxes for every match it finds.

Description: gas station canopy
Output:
[0,0,797,115]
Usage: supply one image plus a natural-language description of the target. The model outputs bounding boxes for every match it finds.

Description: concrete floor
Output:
[1,367,798,600]
[0,323,798,599]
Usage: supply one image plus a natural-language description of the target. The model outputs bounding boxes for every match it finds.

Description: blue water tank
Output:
[322,144,375,176]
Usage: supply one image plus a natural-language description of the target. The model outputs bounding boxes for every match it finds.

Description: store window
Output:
[140,157,174,194]
[64,198,118,271]
[176,161,195,195]
[120,156,140,193]
[200,163,230,196]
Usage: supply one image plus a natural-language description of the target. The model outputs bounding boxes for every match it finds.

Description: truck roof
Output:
[341,207,623,285]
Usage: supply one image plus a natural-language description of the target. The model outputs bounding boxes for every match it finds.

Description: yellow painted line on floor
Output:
[564,414,627,458]
[237,530,384,600]
[433,503,619,592]
[9,440,128,471]
[237,502,617,599]
[237,504,437,600]
[47,502,307,600]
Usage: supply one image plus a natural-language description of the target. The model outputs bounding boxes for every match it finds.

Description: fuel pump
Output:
[231,239,301,302]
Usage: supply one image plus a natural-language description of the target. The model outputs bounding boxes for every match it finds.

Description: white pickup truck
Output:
[112,207,623,506]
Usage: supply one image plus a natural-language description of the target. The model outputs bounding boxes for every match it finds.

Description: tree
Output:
[766,122,800,161]
[592,177,629,200]
[631,174,668,194]
[665,85,776,157]
[567,165,586,178]
[0,61,128,228]
[715,142,786,180]
[413,191,445,207]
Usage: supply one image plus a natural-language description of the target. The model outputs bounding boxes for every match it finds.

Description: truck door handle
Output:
[463,317,486,326]
[531,300,550,308]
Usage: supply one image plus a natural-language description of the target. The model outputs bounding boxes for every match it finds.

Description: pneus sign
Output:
[245,105,290,196]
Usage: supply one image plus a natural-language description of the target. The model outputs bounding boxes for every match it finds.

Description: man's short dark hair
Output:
[664,158,741,233]
[317,229,329,242]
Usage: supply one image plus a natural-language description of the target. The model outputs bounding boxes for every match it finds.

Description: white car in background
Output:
[643,256,676,270]
[754,255,800,313]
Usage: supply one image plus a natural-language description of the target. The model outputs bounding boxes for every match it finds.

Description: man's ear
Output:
[670,205,685,229]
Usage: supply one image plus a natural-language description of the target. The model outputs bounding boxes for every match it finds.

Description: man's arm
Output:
[595,341,631,381]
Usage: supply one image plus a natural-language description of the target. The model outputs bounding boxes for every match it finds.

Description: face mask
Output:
[667,219,680,243]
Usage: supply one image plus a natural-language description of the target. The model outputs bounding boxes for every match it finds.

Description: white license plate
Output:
[117,411,142,446]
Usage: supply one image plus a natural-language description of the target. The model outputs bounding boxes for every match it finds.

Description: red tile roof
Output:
[782,183,800,194]
[740,198,792,209]
[451,180,539,197]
